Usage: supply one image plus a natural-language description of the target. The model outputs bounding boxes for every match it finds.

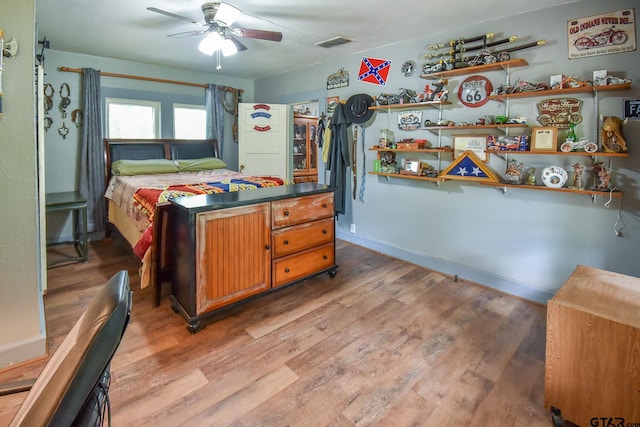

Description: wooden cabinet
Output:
[169,184,336,333]
[195,203,271,314]
[544,265,640,426]
[293,115,318,183]
[271,193,335,287]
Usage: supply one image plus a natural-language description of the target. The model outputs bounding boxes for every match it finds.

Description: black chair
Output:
[0,270,132,426]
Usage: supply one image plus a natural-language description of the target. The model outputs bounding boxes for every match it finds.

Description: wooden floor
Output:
[0,239,553,426]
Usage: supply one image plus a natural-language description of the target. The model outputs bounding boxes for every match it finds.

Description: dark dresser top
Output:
[169,183,333,214]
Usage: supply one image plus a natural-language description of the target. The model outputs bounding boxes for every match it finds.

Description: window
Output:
[106,98,160,138]
[174,104,207,139]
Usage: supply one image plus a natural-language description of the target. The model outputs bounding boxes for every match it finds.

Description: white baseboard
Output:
[0,334,47,370]
[336,231,554,305]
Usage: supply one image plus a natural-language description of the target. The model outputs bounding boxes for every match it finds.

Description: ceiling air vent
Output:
[314,36,354,48]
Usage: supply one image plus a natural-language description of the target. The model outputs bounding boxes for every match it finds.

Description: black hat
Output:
[344,94,375,124]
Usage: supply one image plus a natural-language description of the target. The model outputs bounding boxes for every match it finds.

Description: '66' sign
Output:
[458,75,493,108]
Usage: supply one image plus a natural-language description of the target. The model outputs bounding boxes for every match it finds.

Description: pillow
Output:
[111,159,179,176]
[176,157,227,172]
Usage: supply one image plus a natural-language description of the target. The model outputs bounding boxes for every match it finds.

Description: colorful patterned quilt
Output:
[105,169,288,260]
[131,176,287,257]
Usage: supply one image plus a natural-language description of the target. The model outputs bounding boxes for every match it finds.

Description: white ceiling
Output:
[35,0,580,80]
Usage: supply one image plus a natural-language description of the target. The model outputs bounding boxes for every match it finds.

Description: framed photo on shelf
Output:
[401,159,421,175]
[531,127,558,152]
[453,135,489,161]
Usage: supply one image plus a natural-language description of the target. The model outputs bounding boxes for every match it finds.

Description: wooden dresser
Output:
[168,183,336,333]
[545,265,640,426]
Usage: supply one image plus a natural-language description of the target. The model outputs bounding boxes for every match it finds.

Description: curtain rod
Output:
[58,66,244,93]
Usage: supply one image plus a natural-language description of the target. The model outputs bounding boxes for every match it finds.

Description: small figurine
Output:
[380,151,399,174]
[566,122,578,142]
[601,115,628,153]
[503,159,524,184]
[526,167,536,185]
[570,162,585,190]
[593,162,611,190]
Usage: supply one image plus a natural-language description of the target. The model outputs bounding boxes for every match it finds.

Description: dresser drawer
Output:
[272,243,334,288]
[272,217,334,258]
[271,192,334,229]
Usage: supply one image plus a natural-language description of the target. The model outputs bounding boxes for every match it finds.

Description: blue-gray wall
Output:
[255,0,640,303]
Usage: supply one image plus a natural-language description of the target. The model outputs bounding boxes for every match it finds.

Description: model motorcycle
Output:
[573,27,628,50]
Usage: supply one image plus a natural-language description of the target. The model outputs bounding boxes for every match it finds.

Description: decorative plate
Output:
[401,60,416,77]
[541,166,568,188]
[584,142,598,153]
[560,142,574,152]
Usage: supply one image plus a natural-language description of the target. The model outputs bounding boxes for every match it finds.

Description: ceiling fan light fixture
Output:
[221,38,239,56]
[215,2,242,27]
[198,32,222,55]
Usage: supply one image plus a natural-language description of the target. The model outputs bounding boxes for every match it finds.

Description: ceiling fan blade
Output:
[167,29,210,38]
[232,27,283,42]
[147,7,205,26]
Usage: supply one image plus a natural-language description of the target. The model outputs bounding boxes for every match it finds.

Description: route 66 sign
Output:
[458,75,493,107]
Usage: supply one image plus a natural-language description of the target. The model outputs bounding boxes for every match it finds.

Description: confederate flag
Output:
[358,57,391,86]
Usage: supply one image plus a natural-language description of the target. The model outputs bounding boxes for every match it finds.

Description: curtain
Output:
[79,68,104,233]
[205,84,226,158]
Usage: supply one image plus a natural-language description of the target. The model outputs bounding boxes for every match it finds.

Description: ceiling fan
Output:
[148,2,283,63]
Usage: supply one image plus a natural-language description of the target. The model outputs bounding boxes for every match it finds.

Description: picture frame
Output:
[452,135,488,161]
[401,159,421,175]
[531,127,558,152]
[400,159,422,176]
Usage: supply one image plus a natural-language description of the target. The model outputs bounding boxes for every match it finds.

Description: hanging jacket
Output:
[327,103,352,215]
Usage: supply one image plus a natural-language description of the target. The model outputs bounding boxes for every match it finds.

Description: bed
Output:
[103,138,289,306]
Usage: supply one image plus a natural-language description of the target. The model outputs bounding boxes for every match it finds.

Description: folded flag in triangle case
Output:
[358,57,392,86]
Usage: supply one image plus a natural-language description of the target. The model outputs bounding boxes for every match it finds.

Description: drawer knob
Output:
[323,255,328,260]
[285,268,290,273]
[284,210,290,216]
[284,240,289,245]
[322,229,327,234]
[265,244,270,250]
[322,203,327,208]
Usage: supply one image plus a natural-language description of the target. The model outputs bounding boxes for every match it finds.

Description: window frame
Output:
[172,103,207,139]
[105,97,161,139]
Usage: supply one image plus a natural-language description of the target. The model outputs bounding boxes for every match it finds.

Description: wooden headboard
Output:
[103,138,220,185]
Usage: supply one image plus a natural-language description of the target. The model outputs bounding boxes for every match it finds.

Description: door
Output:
[195,203,271,314]
[238,103,291,180]
[36,65,47,293]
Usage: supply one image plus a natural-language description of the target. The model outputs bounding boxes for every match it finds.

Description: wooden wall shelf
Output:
[488,150,629,158]
[369,147,452,154]
[422,124,528,131]
[488,82,631,101]
[479,182,622,198]
[369,100,451,111]
[369,171,445,183]
[420,59,528,79]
